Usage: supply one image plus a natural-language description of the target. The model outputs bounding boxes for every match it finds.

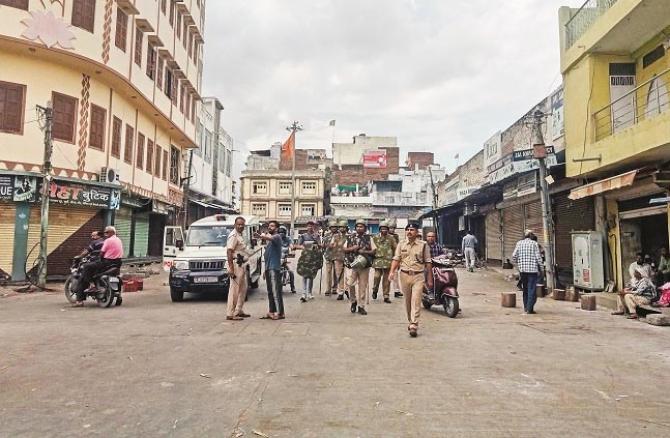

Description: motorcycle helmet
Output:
[350,254,369,271]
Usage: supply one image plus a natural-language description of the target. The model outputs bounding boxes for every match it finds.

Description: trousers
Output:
[520,272,538,312]
[399,271,425,326]
[226,264,248,317]
[464,247,476,269]
[347,267,370,309]
[325,260,345,293]
[76,258,122,301]
[266,269,285,316]
[617,293,651,314]
[372,268,391,298]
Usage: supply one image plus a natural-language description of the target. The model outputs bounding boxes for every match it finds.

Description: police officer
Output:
[322,218,338,296]
[344,218,374,315]
[389,222,433,337]
[372,220,397,303]
[335,218,349,300]
[388,219,403,298]
[226,216,252,320]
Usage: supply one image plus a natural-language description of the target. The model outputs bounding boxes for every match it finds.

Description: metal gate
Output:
[114,207,133,258]
[554,193,595,270]
[0,203,16,277]
[133,213,150,258]
[524,201,545,246]
[485,210,502,262]
[502,205,524,261]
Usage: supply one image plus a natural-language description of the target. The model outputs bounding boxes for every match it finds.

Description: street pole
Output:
[287,121,303,239]
[428,166,440,242]
[37,103,54,288]
[182,149,194,228]
[531,110,556,292]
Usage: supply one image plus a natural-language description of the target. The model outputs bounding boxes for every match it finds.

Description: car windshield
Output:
[186,226,231,246]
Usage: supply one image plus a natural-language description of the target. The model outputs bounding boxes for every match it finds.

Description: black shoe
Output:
[384,297,391,304]
[336,294,344,301]
[300,297,307,303]
[291,290,297,294]
[115,297,122,306]
[372,291,378,300]
[351,301,357,313]
[394,291,403,298]
[527,310,536,314]
[358,306,367,315]
[344,291,350,299]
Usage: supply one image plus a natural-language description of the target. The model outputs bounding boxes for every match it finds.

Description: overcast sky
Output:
[203,0,583,171]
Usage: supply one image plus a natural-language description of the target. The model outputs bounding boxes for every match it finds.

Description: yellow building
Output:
[0,0,205,280]
[560,0,670,289]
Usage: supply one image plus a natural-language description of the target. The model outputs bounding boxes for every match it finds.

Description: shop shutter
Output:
[114,207,133,257]
[554,193,595,270]
[133,213,150,258]
[0,203,16,277]
[524,201,545,246]
[502,205,524,261]
[485,210,502,262]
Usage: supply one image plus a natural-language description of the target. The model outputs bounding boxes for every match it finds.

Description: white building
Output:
[332,134,397,168]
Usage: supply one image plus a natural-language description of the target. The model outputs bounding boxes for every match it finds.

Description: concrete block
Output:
[566,289,580,302]
[501,292,516,308]
[581,295,596,311]
[646,314,670,326]
[536,284,546,298]
[552,289,566,301]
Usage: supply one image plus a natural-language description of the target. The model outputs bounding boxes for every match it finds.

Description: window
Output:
[191,98,196,121]
[171,73,178,105]
[88,104,105,149]
[301,204,316,216]
[156,56,164,90]
[204,129,212,161]
[114,7,127,51]
[161,0,166,14]
[302,181,317,194]
[169,0,175,26]
[188,32,194,60]
[134,28,143,66]
[146,44,156,80]
[185,92,191,121]
[146,139,154,172]
[278,181,292,195]
[252,181,267,195]
[154,145,162,176]
[165,68,173,98]
[52,92,78,143]
[226,149,232,176]
[123,124,134,164]
[136,132,145,169]
[170,145,180,185]
[0,0,29,10]
[111,116,121,158]
[0,80,26,135]
[162,149,168,180]
[176,11,182,39]
[278,204,292,217]
[251,203,267,217]
[179,84,185,114]
[218,144,226,172]
[72,0,96,33]
[182,20,188,49]
[194,119,202,156]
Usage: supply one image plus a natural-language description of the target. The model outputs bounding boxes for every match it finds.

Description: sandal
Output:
[226,316,243,321]
[260,314,275,320]
[626,314,638,319]
[276,314,285,320]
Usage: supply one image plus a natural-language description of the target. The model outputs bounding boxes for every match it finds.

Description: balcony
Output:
[593,68,670,141]
[565,0,619,49]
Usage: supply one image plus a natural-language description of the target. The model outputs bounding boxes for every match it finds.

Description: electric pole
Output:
[530,110,556,292]
[37,103,54,288]
[182,149,194,227]
[287,121,303,239]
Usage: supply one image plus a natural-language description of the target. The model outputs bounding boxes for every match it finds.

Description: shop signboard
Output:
[487,156,515,184]
[483,131,502,170]
[0,175,40,202]
[457,185,480,201]
[516,172,538,197]
[550,88,565,140]
[512,146,555,161]
[49,180,120,209]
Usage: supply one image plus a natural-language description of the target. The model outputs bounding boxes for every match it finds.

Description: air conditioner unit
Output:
[100,167,120,185]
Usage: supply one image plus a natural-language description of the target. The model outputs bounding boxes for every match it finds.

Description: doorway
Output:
[619,207,668,284]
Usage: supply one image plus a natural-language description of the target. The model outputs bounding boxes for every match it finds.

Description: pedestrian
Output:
[426,231,443,258]
[294,220,322,302]
[372,220,396,303]
[225,217,252,320]
[462,230,478,272]
[512,229,544,314]
[335,218,350,300]
[389,222,433,337]
[322,218,339,296]
[344,218,374,315]
[257,221,285,320]
[388,219,403,298]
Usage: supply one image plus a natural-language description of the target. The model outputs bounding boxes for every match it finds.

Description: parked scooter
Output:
[423,256,460,318]
[280,247,296,293]
[64,253,122,307]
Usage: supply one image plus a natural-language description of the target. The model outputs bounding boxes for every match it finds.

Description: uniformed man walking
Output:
[371,220,396,303]
[335,218,350,300]
[388,219,403,298]
[322,218,338,296]
[226,216,251,320]
[390,222,433,337]
[344,218,374,315]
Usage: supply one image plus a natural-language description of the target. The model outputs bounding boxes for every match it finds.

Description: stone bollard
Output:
[536,284,546,298]
[581,295,596,311]
[646,314,670,326]
[552,289,566,301]
[501,292,516,308]
[566,288,580,302]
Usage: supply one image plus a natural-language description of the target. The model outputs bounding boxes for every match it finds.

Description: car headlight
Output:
[174,260,189,270]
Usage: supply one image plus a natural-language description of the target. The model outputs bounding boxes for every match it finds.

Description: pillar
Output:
[11,203,30,281]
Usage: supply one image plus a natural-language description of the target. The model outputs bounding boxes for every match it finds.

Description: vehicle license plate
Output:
[194,276,218,284]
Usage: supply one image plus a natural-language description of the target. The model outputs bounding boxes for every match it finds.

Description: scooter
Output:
[423,256,460,318]
[65,253,122,308]
[280,247,296,293]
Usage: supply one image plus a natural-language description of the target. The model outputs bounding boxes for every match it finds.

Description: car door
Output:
[163,226,184,271]
[246,225,263,281]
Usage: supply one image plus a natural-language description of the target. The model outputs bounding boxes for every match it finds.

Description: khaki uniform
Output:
[393,238,431,326]
[346,233,373,309]
[372,234,396,298]
[226,229,249,318]
[324,231,346,294]
[389,232,401,294]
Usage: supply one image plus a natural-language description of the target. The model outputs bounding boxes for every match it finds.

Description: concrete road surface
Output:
[1,268,668,437]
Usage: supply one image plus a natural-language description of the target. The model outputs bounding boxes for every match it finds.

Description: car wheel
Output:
[170,287,184,302]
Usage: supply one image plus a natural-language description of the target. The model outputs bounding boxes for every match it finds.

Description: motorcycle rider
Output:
[77,230,104,258]
[371,220,396,303]
[278,226,296,294]
[74,226,124,307]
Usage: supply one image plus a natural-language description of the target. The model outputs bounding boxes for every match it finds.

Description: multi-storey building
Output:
[186,96,234,224]
[0,0,205,280]
[559,0,670,289]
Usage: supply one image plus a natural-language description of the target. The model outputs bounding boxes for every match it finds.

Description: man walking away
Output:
[462,230,478,272]
[389,222,433,338]
[372,220,396,303]
[388,219,403,298]
[322,218,339,296]
[344,218,374,315]
[512,230,543,314]
[226,217,251,321]
[257,221,285,320]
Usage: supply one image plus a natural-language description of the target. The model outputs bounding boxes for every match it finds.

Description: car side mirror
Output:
[176,239,184,250]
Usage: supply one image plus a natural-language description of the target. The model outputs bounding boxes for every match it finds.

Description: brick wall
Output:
[407,152,434,170]
[332,147,400,186]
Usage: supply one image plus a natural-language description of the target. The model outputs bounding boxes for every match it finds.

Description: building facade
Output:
[0,0,205,279]
[560,0,670,290]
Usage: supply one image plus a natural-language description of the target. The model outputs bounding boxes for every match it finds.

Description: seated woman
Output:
[612,267,657,319]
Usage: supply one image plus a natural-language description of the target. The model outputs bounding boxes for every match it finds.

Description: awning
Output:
[191,199,213,208]
[568,169,638,200]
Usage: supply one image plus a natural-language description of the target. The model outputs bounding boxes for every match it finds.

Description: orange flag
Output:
[280,130,296,165]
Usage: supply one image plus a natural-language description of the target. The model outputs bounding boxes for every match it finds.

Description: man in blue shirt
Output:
[257,221,285,319]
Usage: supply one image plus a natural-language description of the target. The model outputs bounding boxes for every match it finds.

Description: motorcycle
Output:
[280,247,296,293]
[444,250,465,268]
[423,256,460,318]
[64,253,122,308]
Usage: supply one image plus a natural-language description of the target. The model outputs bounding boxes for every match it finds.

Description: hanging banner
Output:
[0,175,40,202]
[362,150,387,169]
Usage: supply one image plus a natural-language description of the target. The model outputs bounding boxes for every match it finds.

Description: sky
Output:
[202,0,584,171]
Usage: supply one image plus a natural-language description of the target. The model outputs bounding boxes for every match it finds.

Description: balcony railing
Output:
[565,0,619,49]
[593,68,670,141]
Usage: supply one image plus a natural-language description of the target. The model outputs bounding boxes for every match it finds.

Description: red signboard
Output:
[362,150,387,169]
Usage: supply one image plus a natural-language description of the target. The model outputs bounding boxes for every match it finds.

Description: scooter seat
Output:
[94,266,121,278]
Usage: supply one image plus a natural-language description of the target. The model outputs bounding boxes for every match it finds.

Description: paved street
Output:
[1,268,669,437]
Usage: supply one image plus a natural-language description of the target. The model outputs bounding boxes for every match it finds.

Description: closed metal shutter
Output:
[485,210,502,262]
[524,201,545,246]
[114,207,133,258]
[554,193,595,270]
[133,213,150,258]
[0,203,16,277]
[502,205,524,261]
